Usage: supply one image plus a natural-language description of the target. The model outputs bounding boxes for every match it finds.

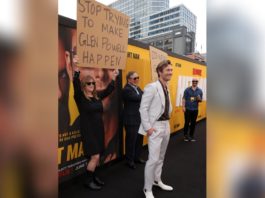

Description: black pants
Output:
[184,109,198,138]
[124,124,143,162]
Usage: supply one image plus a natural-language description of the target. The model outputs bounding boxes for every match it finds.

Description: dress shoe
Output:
[84,181,102,190]
[93,176,105,186]
[190,137,196,142]
[135,159,146,164]
[153,181,173,191]
[143,189,155,198]
[126,161,136,169]
[84,170,102,190]
[184,136,189,142]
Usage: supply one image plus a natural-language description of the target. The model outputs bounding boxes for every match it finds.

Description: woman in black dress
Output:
[73,66,118,190]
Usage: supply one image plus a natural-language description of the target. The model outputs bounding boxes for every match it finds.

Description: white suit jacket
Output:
[138,80,172,135]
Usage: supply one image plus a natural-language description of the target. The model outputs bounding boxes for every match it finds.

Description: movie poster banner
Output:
[58,23,122,182]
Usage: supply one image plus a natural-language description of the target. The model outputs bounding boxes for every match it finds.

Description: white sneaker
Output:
[153,181,173,191]
[143,189,155,198]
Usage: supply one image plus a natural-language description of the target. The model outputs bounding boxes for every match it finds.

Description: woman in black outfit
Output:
[73,67,119,190]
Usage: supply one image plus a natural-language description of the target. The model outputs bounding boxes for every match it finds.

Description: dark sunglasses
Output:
[86,82,96,86]
[132,77,139,80]
[192,81,198,83]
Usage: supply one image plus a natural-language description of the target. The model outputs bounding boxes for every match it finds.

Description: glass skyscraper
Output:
[133,5,196,39]
[110,0,169,21]
[110,1,197,54]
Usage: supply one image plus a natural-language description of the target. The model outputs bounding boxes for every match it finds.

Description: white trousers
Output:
[144,120,170,191]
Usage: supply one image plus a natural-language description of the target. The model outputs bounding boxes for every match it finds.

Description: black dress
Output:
[73,71,115,157]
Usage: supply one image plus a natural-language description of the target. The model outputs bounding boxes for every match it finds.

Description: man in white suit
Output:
[138,60,173,198]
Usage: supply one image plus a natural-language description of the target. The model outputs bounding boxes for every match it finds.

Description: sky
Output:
[58,0,206,53]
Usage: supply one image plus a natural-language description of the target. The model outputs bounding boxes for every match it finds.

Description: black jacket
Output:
[122,83,143,126]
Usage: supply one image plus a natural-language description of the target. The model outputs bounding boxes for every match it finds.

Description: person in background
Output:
[72,56,119,190]
[138,60,174,198]
[122,71,145,169]
[182,78,203,142]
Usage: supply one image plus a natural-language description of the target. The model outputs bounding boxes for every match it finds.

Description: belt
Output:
[157,118,169,121]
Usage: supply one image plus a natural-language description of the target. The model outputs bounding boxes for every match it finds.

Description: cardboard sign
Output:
[149,46,168,81]
[77,0,130,69]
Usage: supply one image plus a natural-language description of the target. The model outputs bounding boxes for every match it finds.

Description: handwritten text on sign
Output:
[77,0,130,69]
[149,46,168,81]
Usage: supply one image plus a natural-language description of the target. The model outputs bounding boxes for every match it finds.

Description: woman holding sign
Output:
[72,56,119,190]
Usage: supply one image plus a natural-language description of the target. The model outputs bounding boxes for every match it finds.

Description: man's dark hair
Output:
[59,26,71,52]
[156,60,171,77]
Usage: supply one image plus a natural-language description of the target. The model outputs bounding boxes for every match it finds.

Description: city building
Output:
[110,1,197,55]
[110,0,169,21]
[143,26,195,55]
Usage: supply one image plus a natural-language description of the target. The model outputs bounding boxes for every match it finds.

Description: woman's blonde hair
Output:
[81,75,99,100]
